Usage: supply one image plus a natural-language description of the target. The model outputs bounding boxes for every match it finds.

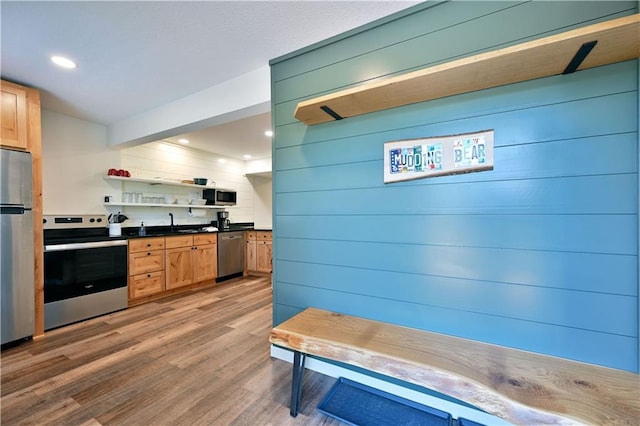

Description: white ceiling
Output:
[1,0,421,160]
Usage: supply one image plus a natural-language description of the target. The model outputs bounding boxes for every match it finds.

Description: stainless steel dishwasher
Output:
[217,231,245,279]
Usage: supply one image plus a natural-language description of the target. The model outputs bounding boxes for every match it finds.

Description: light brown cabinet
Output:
[257,241,273,273]
[128,234,217,304]
[245,231,257,272]
[246,231,272,275]
[165,234,217,290]
[166,236,194,290]
[1,82,28,150]
[128,237,166,300]
[193,234,218,282]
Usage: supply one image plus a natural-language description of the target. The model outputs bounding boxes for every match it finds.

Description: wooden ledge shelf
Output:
[270,308,640,425]
[294,14,640,125]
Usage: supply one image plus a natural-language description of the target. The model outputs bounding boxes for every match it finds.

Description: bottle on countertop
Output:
[138,222,146,236]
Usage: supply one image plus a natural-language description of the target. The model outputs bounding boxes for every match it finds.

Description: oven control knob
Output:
[96,218,102,223]
[43,218,47,224]
[90,218,95,223]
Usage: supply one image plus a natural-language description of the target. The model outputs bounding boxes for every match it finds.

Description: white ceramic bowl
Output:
[163,194,177,204]
[190,199,207,205]
[176,197,189,205]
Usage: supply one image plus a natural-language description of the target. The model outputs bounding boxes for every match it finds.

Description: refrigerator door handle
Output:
[0,206,26,215]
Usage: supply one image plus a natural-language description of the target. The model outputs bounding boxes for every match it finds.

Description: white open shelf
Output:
[103,175,215,189]
[104,202,224,209]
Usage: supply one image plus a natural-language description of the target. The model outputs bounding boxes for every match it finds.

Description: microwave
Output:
[203,188,237,206]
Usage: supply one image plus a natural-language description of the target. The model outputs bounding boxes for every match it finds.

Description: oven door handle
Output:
[44,239,128,252]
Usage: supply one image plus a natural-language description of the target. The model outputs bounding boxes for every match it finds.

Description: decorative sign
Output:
[384,130,494,183]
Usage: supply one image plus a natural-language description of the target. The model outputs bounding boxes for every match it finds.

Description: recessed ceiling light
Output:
[51,55,77,69]
[264,130,273,137]
[178,138,189,144]
[243,154,252,159]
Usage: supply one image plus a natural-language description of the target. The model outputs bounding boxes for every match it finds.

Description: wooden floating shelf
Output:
[294,14,640,125]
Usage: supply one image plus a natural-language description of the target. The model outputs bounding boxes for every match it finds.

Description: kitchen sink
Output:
[177,229,199,233]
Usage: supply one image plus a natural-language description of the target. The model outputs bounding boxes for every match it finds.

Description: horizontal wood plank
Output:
[294,14,640,125]
[270,307,640,425]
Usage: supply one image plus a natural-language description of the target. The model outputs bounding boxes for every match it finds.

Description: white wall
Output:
[41,109,119,214]
[42,110,271,230]
[119,141,255,228]
[246,158,273,229]
[248,175,272,229]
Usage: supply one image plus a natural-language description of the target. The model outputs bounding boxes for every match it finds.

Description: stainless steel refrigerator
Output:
[1,148,34,345]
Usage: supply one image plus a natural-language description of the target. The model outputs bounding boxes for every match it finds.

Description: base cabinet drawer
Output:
[129,237,165,252]
[256,231,272,241]
[129,250,165,275]
[129,270,165,299]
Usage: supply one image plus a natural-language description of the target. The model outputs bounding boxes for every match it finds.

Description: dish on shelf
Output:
[176,197,189,205]
[190,199,207,205]
[193,178,208,185]
[163,194,177,204]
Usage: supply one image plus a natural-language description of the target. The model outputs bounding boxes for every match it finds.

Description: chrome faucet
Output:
[169,213,175,232]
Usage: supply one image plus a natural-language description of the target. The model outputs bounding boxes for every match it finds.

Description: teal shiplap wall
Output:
[270,1,639,373]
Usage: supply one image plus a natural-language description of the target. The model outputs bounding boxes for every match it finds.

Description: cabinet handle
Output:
[147,252,151,256]
[147,243,151,247]
[147,274,151,278]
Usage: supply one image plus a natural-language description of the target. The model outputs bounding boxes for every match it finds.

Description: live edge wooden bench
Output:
[269,308,640,425]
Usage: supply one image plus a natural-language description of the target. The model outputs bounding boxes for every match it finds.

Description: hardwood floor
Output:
[1,277,343,425]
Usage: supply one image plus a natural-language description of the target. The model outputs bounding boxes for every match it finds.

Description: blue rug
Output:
[318,378,453,426]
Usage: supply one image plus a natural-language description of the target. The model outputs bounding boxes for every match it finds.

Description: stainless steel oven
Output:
[44,215,128,330]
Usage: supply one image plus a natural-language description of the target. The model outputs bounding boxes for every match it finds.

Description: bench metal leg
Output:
[290,351,306,417]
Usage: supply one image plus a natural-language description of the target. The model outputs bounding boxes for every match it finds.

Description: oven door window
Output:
[44,245,127,303]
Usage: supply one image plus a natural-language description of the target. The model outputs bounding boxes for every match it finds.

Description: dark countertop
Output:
[122,223,271,239]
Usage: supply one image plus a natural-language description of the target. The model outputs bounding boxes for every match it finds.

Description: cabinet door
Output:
[129,250,164,275]
[1,83,28,150]
[166,247,192,290]
[257,241,273,273]
[246,239,257,272]
[193,244,217,283]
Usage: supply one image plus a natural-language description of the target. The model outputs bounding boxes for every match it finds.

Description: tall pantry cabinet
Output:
[1,80,44,337]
